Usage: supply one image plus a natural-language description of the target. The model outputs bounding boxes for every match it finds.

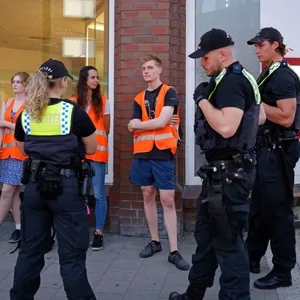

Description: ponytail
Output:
[25,72,63,122]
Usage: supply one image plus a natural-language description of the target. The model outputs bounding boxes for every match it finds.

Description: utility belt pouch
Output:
[232,153,256,172]
[21,159,41,184]
[80,160,95,198]
[30,160,41,182]
[21,158,31,185]
[39,165,63,197]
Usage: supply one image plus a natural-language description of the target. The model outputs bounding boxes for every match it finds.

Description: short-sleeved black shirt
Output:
[132,84,179,160]
[15,98,96,157]
[204,62,256,162]
[258,66,299,133]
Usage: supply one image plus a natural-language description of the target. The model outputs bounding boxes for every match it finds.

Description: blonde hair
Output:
[140,54,162,67]
[25,72,64,122]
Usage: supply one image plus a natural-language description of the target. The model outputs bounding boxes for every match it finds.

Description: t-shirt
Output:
[205,62,256,162]
[132,84,179,160]
[258,65,299,133]
[14,98,96,158]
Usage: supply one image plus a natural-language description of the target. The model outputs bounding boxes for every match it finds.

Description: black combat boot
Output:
[254,269,292,289]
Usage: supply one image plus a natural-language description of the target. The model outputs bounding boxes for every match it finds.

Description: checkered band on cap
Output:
[60,102,71,135]
[23,112,31,135]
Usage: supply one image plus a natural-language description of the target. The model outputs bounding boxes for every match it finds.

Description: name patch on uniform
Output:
[40,113,60,124]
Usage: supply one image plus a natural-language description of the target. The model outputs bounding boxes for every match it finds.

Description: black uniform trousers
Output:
[10,176,96,300]
[246,140,299,273]
[187,167,255,300]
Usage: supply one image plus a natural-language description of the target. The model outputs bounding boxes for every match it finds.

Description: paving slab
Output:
[2,221,299,299]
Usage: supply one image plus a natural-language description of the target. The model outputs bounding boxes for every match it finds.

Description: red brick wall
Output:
[109,0,186,236]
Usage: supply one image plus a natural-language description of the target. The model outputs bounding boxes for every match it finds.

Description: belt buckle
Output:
[65,169,71,178]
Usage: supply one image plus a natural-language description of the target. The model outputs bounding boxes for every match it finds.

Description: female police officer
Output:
[10,59,98,300]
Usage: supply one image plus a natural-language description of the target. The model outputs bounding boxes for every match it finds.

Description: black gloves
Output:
[193,82,209,105]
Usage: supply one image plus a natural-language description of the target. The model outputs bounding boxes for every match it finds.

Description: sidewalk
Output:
[0,221,299,300]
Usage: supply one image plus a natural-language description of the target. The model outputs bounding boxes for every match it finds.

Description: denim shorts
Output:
[129,159,175,190]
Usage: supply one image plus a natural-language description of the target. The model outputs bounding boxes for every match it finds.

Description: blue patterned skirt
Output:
[0,158,24,185]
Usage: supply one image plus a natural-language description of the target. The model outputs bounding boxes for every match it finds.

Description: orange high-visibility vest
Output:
[70,96,109,162]
[0,98,27,160]
[133,84,180,155]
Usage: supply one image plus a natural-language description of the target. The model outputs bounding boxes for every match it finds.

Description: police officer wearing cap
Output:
[10,59,98,300]
[169,28,265,300]
[246,27,300,289]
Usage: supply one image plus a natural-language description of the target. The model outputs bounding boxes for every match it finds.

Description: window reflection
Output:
[0,0,109,101]
[63,0,95,18]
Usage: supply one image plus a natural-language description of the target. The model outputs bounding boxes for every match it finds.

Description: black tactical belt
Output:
[59,168,77,177]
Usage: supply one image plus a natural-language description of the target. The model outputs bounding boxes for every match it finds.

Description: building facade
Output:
[1,0,300,235]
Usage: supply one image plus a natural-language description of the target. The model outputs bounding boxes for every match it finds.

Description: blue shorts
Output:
[129,159,175,190]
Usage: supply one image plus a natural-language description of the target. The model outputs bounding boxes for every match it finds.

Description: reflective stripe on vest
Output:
[79,96,109,163]
[208,67,261,104]
[97,145,109,152]
[133,84,180,155]
[258,62,281,87]
[95,129,107,136]
[4,129,13,135]
[258,61,298,88]
[21,102,73,136]
[134,132,174,143]
[2,142,17,148]
[0,97,27,161]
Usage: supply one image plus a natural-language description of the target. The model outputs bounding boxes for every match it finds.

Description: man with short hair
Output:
[246,27,300,289]
[169,28,263,300]
[128,54,189,271]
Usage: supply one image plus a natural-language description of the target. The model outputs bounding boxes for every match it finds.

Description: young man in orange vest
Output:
[128,54,189,271]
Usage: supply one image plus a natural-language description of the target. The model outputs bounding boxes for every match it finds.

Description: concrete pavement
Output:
[0,221,299,300]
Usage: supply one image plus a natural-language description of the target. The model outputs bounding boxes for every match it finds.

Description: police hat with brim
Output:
[38,59,74,80]
[189,28,235,59]
[247,27,283,45]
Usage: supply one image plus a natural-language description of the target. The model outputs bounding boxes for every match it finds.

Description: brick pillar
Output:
[113,0,186,236]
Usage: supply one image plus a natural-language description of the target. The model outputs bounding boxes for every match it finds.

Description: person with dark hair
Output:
[10,59,97,300]
[169,28,263,300]
[0,72,29,243]
[70,66,110,250]
[246,27,300,289]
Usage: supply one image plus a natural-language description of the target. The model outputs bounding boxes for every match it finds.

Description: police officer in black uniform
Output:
[10,59,98,300]
[246,27,300,289]
[169,29,264,300]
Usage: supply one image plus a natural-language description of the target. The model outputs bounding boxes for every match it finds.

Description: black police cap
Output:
[38,59,74,80]
[247,27,283,45]
[189,28,235,59]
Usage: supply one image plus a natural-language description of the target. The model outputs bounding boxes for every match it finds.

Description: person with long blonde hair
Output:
[10,59,97,300]
[0,72,29,243]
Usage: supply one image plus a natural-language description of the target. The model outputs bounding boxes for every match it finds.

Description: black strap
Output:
[10,225,56,254]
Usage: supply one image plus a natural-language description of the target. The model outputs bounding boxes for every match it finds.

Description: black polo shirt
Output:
[205,62,256,162]
[258,65,299,134]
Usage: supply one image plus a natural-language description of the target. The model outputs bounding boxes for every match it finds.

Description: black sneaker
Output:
[168,251,190,271]
[139,241,162,258]
[9,229,21,243]
[92,232,103,251]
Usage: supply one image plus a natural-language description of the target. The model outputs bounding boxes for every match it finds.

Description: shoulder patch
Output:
[232,63,243,74]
